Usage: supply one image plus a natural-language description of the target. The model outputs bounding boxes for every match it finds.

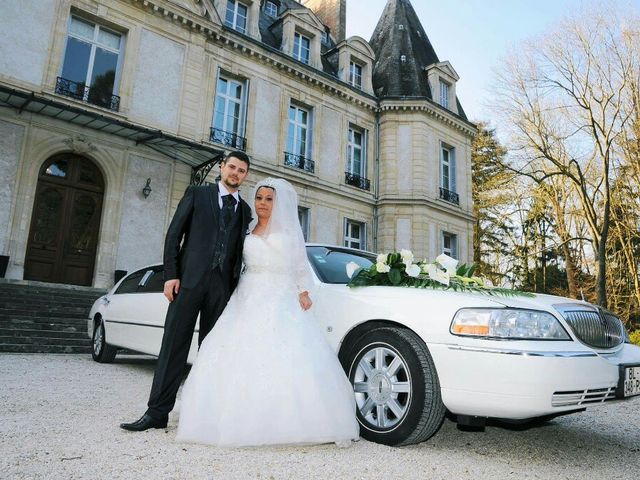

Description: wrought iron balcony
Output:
[345,172,371,191]
[284,152,315,173]
[210,128,247,151]
[55,77,120,111]
[439,187,459,205]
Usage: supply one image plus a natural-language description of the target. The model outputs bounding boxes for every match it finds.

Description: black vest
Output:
[211,205,243,273]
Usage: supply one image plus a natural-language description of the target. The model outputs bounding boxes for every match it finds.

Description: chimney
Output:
[301,0,346,43]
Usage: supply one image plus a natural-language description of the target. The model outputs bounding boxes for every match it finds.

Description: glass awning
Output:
[0,86,224,170]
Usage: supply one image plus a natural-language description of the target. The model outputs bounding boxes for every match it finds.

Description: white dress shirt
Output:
[217,181,240,211]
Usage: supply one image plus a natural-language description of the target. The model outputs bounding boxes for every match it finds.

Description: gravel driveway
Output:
[1,353,639,480]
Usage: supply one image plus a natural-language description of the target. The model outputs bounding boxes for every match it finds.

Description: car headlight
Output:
[451,308,570,340]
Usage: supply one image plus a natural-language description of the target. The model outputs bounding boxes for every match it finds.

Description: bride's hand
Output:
[298,291,312,311]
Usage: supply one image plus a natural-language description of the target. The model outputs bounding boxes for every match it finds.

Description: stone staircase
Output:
[0,279,106,354]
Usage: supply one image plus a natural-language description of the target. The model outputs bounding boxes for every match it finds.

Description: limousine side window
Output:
[114,270,146,294]
[139,268,165,293]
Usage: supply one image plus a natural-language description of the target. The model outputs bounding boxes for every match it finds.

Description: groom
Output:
[121,151,252,431]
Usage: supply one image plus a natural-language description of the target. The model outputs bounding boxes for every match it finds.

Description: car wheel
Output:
[340,326,445,446]
[92,317,117,363]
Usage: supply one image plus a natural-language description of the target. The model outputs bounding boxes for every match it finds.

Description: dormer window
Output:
[293,32,311,64]
[349,61,363,89]
[225,0,248,34]
[264,0,278,18]
[439,80,450,109]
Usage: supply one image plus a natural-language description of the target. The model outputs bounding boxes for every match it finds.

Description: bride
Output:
[176,178,359,446]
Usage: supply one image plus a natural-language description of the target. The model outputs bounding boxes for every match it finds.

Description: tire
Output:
[92,317,117,363]
[339,326,445,446]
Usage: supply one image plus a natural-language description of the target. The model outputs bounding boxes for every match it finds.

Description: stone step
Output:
[0,281,106,354]
[0,315,89,326]
[0,327,89,339]
[0,344,92,354]
[0,308,92,319]
[0,319,88,330]
[0,335,91,347]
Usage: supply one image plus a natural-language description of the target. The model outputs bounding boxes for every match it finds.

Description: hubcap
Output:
[352,345,411,430]
[93,323,103,355]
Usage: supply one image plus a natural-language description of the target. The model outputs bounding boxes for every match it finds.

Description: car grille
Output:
[562,310,625,349]
[552,387,616,407]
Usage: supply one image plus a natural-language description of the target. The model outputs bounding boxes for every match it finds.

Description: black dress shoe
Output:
[120,414,167,432]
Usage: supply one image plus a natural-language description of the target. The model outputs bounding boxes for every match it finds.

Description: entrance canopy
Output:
[0,86,224,183]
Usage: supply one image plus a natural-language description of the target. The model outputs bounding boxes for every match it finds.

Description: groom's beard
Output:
[223,176,241,189]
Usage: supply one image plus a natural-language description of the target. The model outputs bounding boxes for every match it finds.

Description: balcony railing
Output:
[345,172,371,191]
[210,127,247,151]
[439,187,459,205]
[55,77,120,112]
[284,152,315,173]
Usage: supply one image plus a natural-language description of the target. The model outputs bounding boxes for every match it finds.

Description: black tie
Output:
[222,194,236,226]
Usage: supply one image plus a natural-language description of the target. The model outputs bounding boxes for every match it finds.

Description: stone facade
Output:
[0,0,475,288]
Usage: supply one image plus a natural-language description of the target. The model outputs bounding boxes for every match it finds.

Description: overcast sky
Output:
[345,0,639,127]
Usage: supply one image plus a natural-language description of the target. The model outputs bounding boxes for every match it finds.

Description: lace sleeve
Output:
[293,241,315,294]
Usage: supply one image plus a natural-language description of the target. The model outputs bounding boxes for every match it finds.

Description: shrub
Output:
[629,330,640,346]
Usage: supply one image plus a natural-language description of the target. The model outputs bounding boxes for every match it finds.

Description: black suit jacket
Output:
[163,183,252,289]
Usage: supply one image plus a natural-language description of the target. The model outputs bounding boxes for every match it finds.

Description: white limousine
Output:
[88,245,640,446]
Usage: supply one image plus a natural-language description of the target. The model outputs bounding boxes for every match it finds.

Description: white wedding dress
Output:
[176,232,359,447]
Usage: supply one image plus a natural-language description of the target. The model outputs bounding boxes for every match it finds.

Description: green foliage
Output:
[347,251,533,297]
[629,329,640,346]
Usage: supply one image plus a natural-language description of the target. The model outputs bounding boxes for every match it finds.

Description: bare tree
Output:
[492,8,640,307]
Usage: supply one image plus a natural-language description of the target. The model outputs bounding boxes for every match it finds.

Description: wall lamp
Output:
[142,178,152,199]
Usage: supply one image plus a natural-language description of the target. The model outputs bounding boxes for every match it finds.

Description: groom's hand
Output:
[164,279,180,302]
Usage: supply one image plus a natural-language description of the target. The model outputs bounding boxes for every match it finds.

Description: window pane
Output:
[45,160,68,178]
[351,223,360,238]
[69,17,95,41]
[97,28,121,50]
[225,1,236,27]
[115,270,146,294]
[231,81,242,99]
[217,77,228,94]
[90,47,117,89]
[61,37,92,85]
[297,108,307,125]
[78,161,102,186]
[214,98,226,129]
[307,247,375,284]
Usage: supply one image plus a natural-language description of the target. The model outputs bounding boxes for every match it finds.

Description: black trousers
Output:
[146,267,231,420]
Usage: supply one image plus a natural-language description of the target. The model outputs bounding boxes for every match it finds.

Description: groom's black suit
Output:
[146,183,252,422]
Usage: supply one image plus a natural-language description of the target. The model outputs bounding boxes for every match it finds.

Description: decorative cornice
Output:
[128,0,378,111]
[377,195,476,222]
[379,98,477,137]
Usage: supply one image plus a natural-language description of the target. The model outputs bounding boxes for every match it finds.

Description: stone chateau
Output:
[0,0,476,288]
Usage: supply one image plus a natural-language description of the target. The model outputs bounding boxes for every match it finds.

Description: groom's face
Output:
[220,157,249,191]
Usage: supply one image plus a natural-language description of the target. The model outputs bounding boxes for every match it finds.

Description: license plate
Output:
[617,365,640,398]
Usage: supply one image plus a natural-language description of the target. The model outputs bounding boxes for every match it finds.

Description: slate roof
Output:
[258,0,338,76]
[369,0,468,119]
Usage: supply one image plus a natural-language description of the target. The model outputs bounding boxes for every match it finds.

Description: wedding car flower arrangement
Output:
[346,250,532,297]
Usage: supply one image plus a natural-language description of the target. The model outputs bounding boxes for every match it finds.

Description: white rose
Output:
[405,263,421,278]
[376,253,388,264]
[400,249,414,265]
[435,253,459,275]
[376,262,391,273]
[345,262,360,279]
[426,263,450,286]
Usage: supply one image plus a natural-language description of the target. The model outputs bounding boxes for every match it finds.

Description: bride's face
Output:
[255,186,275,221]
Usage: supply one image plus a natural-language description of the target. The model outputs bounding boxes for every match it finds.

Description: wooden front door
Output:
[25,154,104,286]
